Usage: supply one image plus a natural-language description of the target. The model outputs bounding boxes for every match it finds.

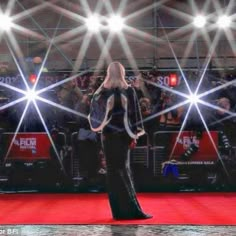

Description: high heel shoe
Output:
[134,213,152,219]
[114,213,152,220]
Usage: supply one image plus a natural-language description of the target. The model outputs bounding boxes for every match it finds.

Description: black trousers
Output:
[102,132,145,219]
[77,140,99,180]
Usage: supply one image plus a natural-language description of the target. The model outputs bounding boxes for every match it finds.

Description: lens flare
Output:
[217,15,231,28]
[108,15,125,32]
[188,94,200,105]
[193,15,206,28]
[0,14,12,31]
[85,15,101,32]
[24,89,38,102]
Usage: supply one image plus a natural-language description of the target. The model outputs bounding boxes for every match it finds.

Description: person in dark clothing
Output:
[139,97,159,145]
[88,62,152,220]
[74,94,100,189]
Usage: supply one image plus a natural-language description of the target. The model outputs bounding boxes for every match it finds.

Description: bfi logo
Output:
[0,228,20,235]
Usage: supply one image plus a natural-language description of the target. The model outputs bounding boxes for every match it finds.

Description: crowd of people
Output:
[0,69,235,189]
[62,70,235,186]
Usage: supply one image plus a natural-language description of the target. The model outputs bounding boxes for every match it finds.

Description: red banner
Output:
[5,133,52,161]
[169,131,219,163]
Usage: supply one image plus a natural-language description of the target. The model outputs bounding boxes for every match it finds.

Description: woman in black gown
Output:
[88,62,152,220]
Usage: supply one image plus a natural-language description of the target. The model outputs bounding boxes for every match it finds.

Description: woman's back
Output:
[103,87,127,134]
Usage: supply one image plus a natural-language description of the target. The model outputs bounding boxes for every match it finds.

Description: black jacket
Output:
[88,86,145,139]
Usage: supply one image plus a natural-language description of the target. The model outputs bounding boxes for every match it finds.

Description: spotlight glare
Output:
[193,15,206,28]
[85,15,101,32]
[188,94,200,105]
[25,89,38,102]
[0,14,12,31]
[108,15,124,32]
[217,15,231,28]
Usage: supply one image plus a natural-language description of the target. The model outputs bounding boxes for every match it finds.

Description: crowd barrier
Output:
[0,130,235,190]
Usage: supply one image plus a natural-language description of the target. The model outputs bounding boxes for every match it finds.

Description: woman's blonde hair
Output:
[103,62,129,89]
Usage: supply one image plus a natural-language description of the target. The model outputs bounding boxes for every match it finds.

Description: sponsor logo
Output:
[13,138,37,150]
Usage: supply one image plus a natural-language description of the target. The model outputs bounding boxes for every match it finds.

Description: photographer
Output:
[158,90,184,130]
[209,97,233,152]
[128,73,152,100]
[140,71,162,105]
[74,93,100,190]
[139,97,159,144]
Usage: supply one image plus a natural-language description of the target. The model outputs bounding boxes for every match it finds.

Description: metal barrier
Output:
[130,133,150,168]
[70,131,100,186]
[152,131,173,176]
[71,132,79,179]
[152,131,220,177]
[0,131,68,185]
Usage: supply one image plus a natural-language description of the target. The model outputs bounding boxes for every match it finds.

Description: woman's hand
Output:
[129,139,137,149]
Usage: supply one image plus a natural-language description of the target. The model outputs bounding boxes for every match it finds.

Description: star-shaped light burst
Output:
[137,0,235,179]
[24,89,38,102]
[0,14,12,31]
[217,15,231,28]
[193,15,207,28]
[187,93,200,105]
[0,0,235,180]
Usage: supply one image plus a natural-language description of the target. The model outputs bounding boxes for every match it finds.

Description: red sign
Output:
[169,74,178,87]
[168,131,219,162]
[29,74,37,84]
[5,133,52,161]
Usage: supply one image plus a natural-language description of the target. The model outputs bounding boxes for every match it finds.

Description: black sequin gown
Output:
[89,86,151,219]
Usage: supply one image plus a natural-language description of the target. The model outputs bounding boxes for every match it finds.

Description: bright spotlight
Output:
[193,15,206,28]
[0,14,12,31]
[85,15,101,32]
[188,94,200,105]
[217,15,231,28]
[25,89,38,102]
[108,15,124,32]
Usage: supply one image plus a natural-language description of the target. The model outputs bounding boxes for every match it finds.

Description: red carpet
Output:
[0,192,236,225]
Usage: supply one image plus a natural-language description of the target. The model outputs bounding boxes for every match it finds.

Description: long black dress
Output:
[89,86,151,219]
